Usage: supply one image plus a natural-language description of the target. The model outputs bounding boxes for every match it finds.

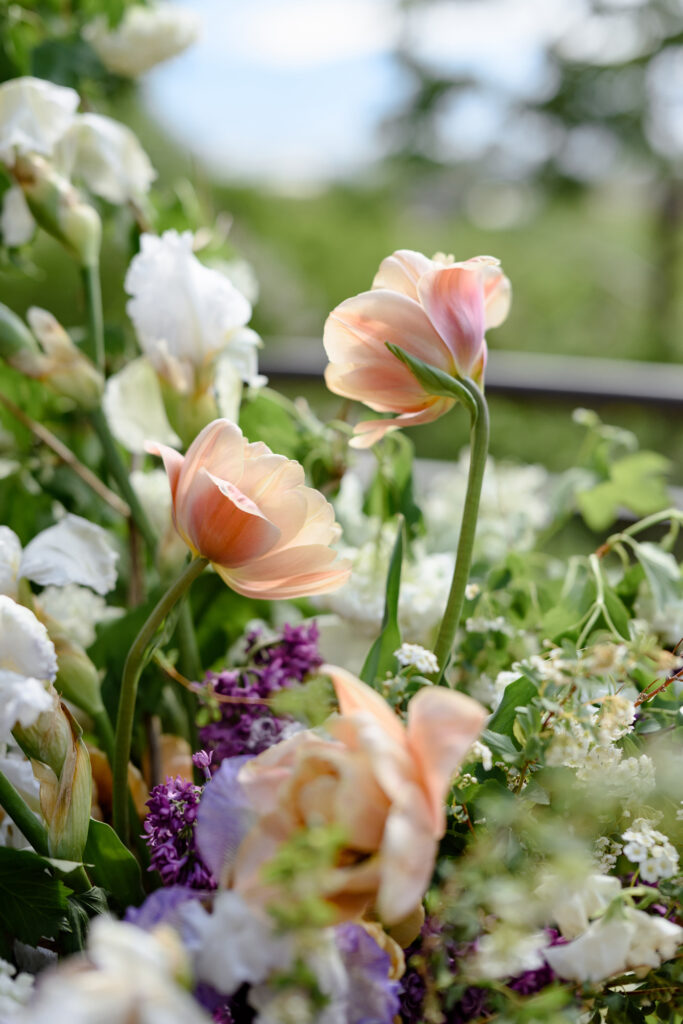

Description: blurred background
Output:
[2,0,683,472]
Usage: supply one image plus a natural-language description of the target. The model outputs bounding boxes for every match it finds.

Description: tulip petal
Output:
[181,418,245,490]
[183,468,280,567]
[325,362,435,413]
[372,249,435,300]
[325,665,407,748]
[417,266,486,378]
[349,399,454,449]
[407,687,487,836]
[217,554,351,600]
[324,290,452,372]
[376,792,437,924]
[145,441,185,505]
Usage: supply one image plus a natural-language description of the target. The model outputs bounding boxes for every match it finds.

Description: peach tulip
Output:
[324,249,510,447]
[230,666,487,928]
[147,419,350,599]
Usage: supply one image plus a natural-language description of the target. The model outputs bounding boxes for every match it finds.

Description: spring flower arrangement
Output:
[0,20,681,1024]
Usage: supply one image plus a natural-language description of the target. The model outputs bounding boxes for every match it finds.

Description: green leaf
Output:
[270,675,336,727]
[602,585,631,640]
[487,676,538,739]
[62,887,109,954]
[629,540,681,611]
[83,820,143,910]
[0,848,70,946]
[384,343,477,415]
[360,517,404,686]
[239,391,301,460]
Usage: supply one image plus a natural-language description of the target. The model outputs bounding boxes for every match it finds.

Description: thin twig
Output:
[0,389,130,517]
[156,656,273,706]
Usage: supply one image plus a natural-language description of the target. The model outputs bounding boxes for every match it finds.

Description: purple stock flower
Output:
[199,623,321,765]
[195,983,255,1024]
[143,775,215,889]
[397,967,426,1024]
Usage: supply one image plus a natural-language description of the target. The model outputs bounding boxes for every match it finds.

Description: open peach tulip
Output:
[324,249,510,447]
[230,666,487,928]
[147,419,351,599]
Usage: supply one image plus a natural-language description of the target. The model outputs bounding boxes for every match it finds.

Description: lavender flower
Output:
[143,775,215,889]
[199,623,322,765]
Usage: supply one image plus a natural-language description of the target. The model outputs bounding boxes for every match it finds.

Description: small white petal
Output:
[0,671,54,741]
[38,584,123,650]
[125,230,252,368]
[55,113,156,204]
[83,3,200,78]
[20,514,118,596]
[0,596,57,682]
[1,185,35,246]
[103,356,181,455]
[0,76,79,163]
[0,526,22,598]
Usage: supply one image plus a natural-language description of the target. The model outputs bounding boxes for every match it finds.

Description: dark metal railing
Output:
[261,341,683,409]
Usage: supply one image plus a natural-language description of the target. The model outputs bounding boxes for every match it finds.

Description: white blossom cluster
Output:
[394,643,439,675]
[622,820,680,882]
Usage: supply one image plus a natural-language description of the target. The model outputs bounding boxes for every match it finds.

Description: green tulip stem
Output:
[112,556,209,842]
[433,378,490,677]
[0,767,49,857]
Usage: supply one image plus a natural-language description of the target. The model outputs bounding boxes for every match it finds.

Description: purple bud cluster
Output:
[199,622,322,765]
[143,775,215,889]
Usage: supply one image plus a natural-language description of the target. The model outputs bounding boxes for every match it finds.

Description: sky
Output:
[140,0,623,189]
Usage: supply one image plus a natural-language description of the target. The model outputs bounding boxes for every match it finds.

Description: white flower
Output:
[0,744,41,849]
[621,821,679,882]
[0,526,22,598]
[249,933,348,1024]
[544,908,683,983]
[56,113,156,204]
[19,918,209,1024]
[471,927,549,979]
[0,596,57,682]
[465,582,480,600]
[83,3,200,78]
[103,356,181,455]
[468,740,492,772]
[130,469,174,538]
[394,643,439,675]
[0,77,79,164]
[20,514,118,596]
[125,231,254,390]
[1,186,35,247]
[194,891,292,996]
[0,958,33,1017]
[536,871,621,940]
[38,584,123,650]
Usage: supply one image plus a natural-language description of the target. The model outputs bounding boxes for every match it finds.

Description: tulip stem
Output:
[432,379,489,678]
[112,556,209,842]
[82,263,105,374]
[0,767,50,857]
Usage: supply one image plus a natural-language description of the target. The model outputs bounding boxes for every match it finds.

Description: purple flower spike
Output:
[143,775,215,889]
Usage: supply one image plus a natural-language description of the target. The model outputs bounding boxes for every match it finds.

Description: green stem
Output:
[91,407,157,552]
[112,556,208,841]
[0,768,49,856]
[82,263,105,374]
[433,379,490,677]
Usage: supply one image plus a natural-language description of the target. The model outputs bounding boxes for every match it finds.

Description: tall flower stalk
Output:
[112,555,208,840]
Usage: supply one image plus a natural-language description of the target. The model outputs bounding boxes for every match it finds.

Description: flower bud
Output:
[13,153,101,268]
[0,302,41,368]
[27,308,104,409]
[16,695,92,860]
[52,632,104,719]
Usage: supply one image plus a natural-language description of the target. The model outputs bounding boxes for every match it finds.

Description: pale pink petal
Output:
[324,290,453,371]
[182,418,245,485]
[481,265,511,329]
[324,666,407,748]
[218,553,351,600]
[407,687,487,836]
[376,791,437,924]
[145,441,184,503]
[349,399,454,449]
[371,249,435,300]
[417,266,486,378]
[324,362,434,413]
[182,468,280,567]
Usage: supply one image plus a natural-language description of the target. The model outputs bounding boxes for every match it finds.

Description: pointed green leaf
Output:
[84,819,143,910]
[487,677,538,739]
[360,518,404,686]
[629,540,681,611]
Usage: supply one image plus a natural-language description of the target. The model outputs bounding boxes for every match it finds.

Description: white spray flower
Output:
[83,3,200,78]
[394,643,439,675]
[622,820,679,882]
